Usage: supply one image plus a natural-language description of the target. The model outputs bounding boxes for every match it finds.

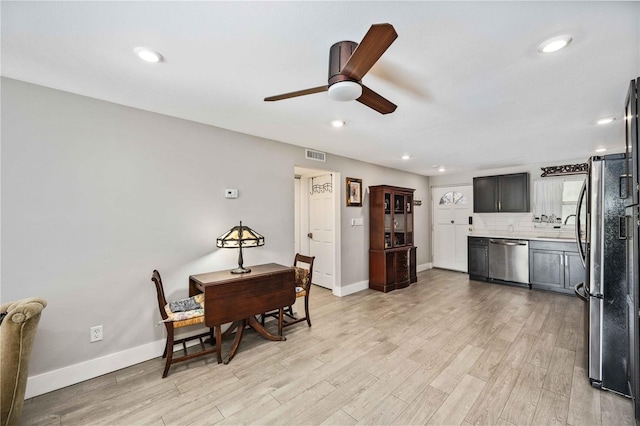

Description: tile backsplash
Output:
[471,212,576,238]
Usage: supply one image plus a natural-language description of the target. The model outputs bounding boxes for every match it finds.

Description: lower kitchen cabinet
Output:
[529,240,585,294]
[468,237,584,295]
[565,251,585,288]
[468,237,489,280]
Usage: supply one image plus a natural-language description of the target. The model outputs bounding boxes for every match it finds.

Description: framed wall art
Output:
[346,177,362,207]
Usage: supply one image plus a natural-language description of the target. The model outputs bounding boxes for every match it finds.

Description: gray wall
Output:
[1,78,430,379]
[332,162,430,287]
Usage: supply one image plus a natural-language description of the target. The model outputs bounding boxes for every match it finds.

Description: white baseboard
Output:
[336,264,433,297]
[27,264,435,398]
[26,339,165,399]
[418,262,432,272]
[333,280,369,297]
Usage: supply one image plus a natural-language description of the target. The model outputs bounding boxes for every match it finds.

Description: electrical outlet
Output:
[90,325,103,343]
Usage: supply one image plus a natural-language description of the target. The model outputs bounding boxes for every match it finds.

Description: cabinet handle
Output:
[498,201,502,211]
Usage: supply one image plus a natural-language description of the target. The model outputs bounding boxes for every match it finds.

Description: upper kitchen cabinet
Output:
[473,172,530,213]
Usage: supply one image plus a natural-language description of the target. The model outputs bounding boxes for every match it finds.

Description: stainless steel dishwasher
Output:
[488,239,529,284]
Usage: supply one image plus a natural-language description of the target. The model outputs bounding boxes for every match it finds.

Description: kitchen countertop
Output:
[468,232,579,243]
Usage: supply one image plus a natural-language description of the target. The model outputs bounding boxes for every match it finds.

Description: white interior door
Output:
[308,173,335,290]
[432,185,473,272]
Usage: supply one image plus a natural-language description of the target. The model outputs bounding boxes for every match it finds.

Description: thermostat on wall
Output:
[225,189,238,199]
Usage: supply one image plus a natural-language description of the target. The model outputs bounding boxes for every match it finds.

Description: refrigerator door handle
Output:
[619,215,628,240]
[574,282,588,302]
[576,178,587,267]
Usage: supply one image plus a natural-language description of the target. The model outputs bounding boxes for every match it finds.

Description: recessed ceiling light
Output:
[438,167,446,172]
[537,35,572,53]
[596,117,616,125]
[595,148,607,153]
[330,119,345,128]
[134,47,163,63]
[401,154,411,160]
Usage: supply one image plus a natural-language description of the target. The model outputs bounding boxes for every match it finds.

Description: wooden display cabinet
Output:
[369,185,417,292]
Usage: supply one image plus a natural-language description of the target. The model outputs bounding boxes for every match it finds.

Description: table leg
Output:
[248,315,286,342]
[205,321,238,346]
[223,319,246,365]
[215,326,223,364]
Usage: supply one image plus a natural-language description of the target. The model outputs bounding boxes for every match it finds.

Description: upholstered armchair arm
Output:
[1,298,47,324]
[1,297,47,426]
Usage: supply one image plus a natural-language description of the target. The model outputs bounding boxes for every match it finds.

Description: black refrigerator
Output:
[624,77,640,419]
[575,153,629,396]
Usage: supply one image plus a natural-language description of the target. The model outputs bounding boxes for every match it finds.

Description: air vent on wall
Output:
[305,148,326,162]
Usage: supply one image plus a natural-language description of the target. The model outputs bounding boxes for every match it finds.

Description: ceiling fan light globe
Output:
[328,81,362,102]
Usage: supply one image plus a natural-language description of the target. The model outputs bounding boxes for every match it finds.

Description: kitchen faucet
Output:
[564,214,576,224]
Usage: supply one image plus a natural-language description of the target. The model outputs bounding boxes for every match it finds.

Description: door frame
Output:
[295,166,341,294]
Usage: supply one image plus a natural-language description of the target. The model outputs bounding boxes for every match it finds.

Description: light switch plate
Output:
[225,189,238,199]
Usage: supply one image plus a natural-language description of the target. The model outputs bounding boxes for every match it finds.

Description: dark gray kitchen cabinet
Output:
[468,237,489,280]
[500,173,530,212]
[473,172,530,213]
[472,176,498,213]
[529,248,564,290]
[565,251,585,288]
[529,240,585,294]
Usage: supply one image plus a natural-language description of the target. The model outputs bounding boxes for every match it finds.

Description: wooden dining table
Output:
[188,263,295,364]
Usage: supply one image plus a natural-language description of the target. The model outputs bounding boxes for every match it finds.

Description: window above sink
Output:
[533,176,585,226]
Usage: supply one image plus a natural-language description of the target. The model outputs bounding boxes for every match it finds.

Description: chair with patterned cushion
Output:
[261,254,315,334]
[151,270,217,378]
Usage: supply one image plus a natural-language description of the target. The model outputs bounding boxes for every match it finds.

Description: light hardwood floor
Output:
[22,269,635,425]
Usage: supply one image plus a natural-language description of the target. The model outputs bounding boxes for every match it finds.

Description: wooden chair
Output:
[151,270,217,378]
[262,254,315,334]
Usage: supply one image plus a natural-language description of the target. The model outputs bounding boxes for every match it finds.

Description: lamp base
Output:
[230,266,251,274]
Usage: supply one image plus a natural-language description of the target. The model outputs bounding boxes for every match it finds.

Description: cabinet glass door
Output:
[384,193,392,248]
[394,193,406,246]
[406,195,413,245]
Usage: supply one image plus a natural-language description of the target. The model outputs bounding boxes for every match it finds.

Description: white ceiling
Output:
[2,1,639,176]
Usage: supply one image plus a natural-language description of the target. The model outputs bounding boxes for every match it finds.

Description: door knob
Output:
[451,220,454,224]
[307,233,313,239]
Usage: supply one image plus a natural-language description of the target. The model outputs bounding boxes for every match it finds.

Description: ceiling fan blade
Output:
[264,85,328,102]
[357,85,397,115]
[340,23,398,81]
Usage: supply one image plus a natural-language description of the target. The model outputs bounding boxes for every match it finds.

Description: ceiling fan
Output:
[264,23,398,115]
